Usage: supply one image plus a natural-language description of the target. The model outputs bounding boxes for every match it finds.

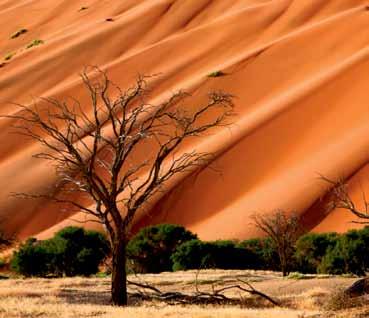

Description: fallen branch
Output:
[127,278,280,306]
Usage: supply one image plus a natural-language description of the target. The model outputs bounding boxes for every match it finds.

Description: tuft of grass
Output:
[10,28,28,39]
[4,52,15,61]
[94,272,110,278]
[26,39,44,49]
[287,272,310,280]
[79,6,88,11]
[207,70,225,78]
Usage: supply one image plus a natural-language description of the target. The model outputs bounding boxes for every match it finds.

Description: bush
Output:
[207,71,225,78]
[171,239,214,271]
[10,28,28,39]
[26,39,44,49]
[127,224,197,273]
[318,228,369,276]
[295,232,339,273]
[11,227,110,277]
[171,239,259,271]
[4,52,15,61]
[237,238,279,270]
[11,238,53,277]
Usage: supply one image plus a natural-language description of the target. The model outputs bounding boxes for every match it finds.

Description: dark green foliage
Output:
[11,227,110,277]
[295,233,339,273]
[127,224,197,273]
[211,240,257,270]
[318,228,369,276]
[10,28,28,39]
[171,239,214,271]
[171,239,261,271]
[318,245,345,275]
[11,238,52,277]
[238,238,279,270]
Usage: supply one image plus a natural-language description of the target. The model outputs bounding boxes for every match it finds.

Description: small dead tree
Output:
[252,210,302,276]
[3,67,234,306]
[321,175,369,297]
[321,175,369,223]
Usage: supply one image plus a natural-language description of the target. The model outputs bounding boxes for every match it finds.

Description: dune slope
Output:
[0,0,369,239]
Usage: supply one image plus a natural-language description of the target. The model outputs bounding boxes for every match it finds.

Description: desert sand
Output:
[0,0,369,240]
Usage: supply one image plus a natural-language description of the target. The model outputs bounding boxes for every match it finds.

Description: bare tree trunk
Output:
[111,238,128,306]
[279,250,287,277]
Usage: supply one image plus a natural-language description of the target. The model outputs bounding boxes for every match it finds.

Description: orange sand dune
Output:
[0,0,369,240]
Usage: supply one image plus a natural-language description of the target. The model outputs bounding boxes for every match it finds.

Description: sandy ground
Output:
[0,269,367,318]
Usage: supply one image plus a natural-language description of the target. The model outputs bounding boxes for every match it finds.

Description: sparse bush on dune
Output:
[4,52,15,61]
[127,224,197,273]
[207,70,225,78]
[26,39,44,49]
[10,28,28,39]
[11,226,110,277]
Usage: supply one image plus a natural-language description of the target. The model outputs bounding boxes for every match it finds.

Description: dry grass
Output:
[0,270,367,318]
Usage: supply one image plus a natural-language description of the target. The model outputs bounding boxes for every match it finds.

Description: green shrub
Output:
[0,258,5,269]
[4,52,15,61]
[171,239,259,271]
[207,71,225,78]
[171,239,214,271]
[10,28,28,39]
[127,224,197,273]
[318,228,369,276]
[237,238,279,270]
[11,238,52,277]
[26,39,44,49]
[295,233,339,273]
[238,237,283,270]
[11,227,110,277]
[318,245,345,275]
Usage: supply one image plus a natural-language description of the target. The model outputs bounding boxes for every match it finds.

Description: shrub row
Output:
[11,227,110,277]
[296,227,369,275]
[127,224,280,273]
[11,223,369,277]
[128,224,369,276]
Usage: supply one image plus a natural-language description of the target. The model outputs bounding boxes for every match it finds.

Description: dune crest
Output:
[0,0,369,240]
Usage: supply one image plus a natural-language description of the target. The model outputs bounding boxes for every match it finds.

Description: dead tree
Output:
[3,67,234,306]
[321,175,369,223]
[252,210,302,276]
[321,175,369,296]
